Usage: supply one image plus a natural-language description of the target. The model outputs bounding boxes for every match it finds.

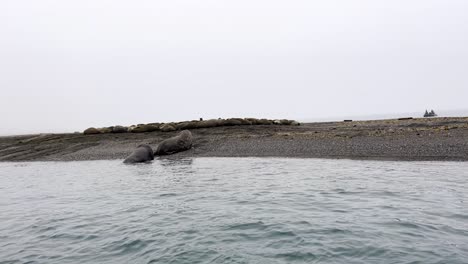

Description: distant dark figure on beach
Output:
[154,130,193,156]
[123,144,154,163]
[424,109,437,117]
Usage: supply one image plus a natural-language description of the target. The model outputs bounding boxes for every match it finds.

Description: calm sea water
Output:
[1,158,467,264]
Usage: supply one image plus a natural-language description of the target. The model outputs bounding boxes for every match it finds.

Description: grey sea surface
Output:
[0,158,467,264]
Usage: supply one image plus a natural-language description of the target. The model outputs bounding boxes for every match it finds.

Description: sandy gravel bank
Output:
[1,117,467,162]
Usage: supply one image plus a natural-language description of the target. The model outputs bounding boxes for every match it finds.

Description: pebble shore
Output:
[1,117,467,162]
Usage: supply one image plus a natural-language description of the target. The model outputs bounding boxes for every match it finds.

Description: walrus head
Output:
[179,130,192,140]
[137,144,153,153]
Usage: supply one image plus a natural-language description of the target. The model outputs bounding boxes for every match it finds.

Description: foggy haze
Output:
[1,0,467,135]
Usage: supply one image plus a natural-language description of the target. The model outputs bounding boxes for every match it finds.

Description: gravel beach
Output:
[1,117,467,162]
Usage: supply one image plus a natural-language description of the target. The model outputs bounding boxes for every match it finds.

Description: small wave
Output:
[373,190,399,197]
[225,221,268,231]
[312,228,352,235]
[447,213,468,220]
[329,245,389,259]
[273,251,317,262]
[292,220,312,226]
[48,233,87,240]
[392,220,438,230]
[105,238,151,255]
[267,230,297,238]
[159,193,177,197]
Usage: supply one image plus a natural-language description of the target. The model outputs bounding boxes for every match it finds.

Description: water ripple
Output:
[0,158,467,264]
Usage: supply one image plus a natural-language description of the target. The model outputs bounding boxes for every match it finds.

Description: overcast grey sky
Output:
[1,1,467,135]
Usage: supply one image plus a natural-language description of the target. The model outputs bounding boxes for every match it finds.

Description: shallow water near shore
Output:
[1,158,467,264]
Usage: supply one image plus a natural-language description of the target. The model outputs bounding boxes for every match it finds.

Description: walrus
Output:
[154,130,193,155]
[123,144,154,163]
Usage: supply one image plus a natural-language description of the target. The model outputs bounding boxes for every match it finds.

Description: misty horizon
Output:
[1,108,467,136]
[1,1,467,135]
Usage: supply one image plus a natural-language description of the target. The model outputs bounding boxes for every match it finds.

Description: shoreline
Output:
[4,156,467,164]
[1,117,468,162]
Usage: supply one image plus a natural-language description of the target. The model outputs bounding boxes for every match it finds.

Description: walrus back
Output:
[123,144,154,163]
[155,130,193,155]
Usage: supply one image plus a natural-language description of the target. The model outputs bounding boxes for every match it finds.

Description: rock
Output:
[83,127,101,135]
[112,126,128,133]
[160,123,176,132]
[154,130,193,155]
[123,144,154,163]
